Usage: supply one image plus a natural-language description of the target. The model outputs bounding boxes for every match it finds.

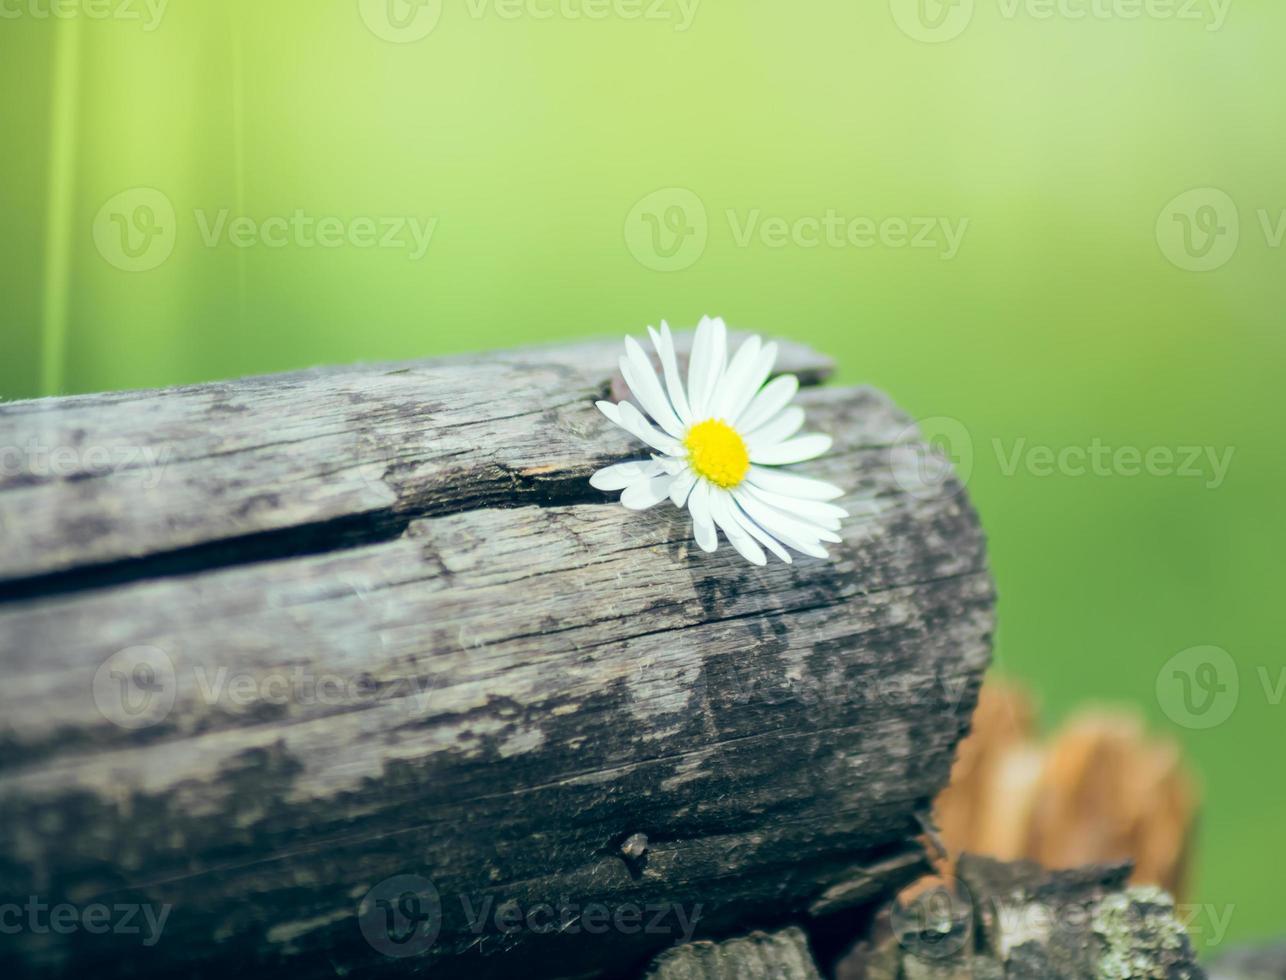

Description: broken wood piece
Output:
[644,926,823,980]
[837,855,1206,979]
[934,681,1198,898]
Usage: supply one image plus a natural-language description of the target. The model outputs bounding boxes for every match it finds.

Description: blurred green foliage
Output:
[2,0,1283,952]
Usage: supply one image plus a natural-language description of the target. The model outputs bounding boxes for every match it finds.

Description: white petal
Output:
[590,459,659,492]
[726,494,792,564]
[617,401,683,455]
[657,455,688,476]
[721,341,778,423]
[596,400,623,425]
[687,316,727,419]
[781,537,829,560]
[649,322,693,425]
[744,483,848,522]
[706,317,728,397]
[692,518,717,553]
[750,433,833,466]
[745,465,846,501]
[687,480,718,552]
[669,468,697,508]
[711,334,761,420]
[686,319,712,418]
[743,485,843,531]
[621,473,674,511]
[735,489,832,559]
[710,489,766,566]
[737,374,799,432]
[745,406,805,451]
[759,525,829,560]
[734,488,841,545]
[622,336,684,438]
[735,497,830,559]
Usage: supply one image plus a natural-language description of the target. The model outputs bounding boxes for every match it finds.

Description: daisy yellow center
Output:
[684,419,750,489]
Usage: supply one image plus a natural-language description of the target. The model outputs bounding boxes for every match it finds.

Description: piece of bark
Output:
[837,855,1206,979]
[0,336,994,979]
[933,682,1197,899]
[933,682,1037,861]
[807,850,929,919]
[644,926,823,979]
[1027,715,1196,894]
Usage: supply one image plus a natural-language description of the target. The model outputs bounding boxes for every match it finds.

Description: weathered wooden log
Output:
[836,855,1207,979]
[0,334,994,978]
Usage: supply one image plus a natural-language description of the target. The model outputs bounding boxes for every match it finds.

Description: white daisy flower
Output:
[590,316,848,566]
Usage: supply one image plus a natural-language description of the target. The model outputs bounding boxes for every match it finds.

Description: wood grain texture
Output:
[644,927,822,979]
[0,335,832,588]
[0,335,994,979]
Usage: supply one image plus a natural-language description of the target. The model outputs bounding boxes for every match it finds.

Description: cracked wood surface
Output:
[0,334,832,589]
[0,335,994,979]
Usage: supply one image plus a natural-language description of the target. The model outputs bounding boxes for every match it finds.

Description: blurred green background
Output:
[2,0,1283,953]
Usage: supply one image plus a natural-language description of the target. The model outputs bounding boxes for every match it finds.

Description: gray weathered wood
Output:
[0,335,993,979]
[837,856,1207,980]
[0,334,832,588]
[645,926,823,979]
